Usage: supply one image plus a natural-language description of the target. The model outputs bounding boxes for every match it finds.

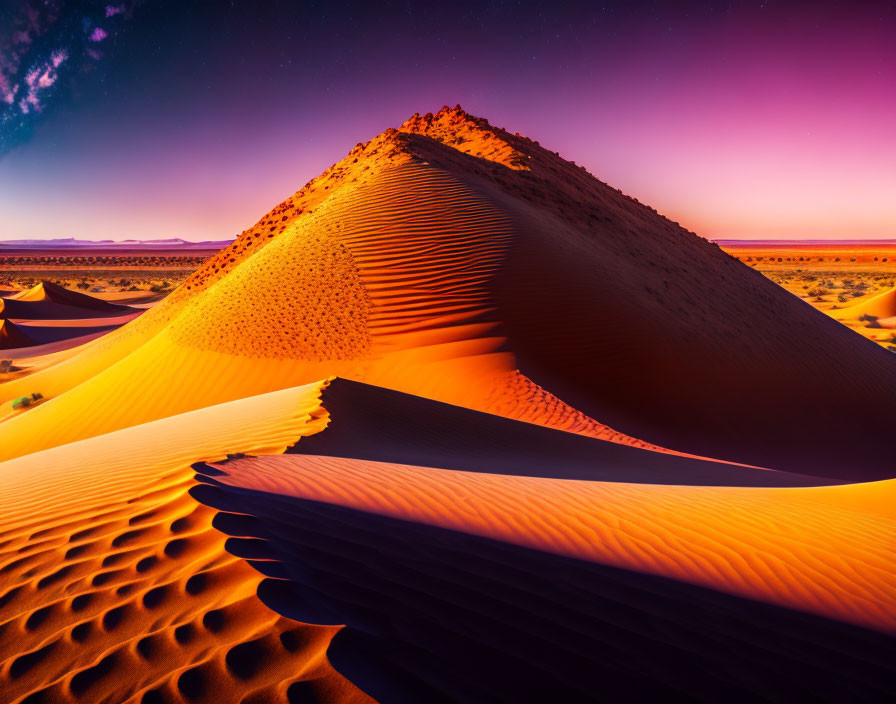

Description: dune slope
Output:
[223,499,896,703]
[0,382,369,704]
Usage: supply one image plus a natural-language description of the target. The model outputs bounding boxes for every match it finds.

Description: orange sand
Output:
[0,381,369,704]
[830,285,896,326]
[213,453,896,634]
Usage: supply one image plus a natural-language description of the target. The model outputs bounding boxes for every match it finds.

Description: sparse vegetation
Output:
[11,393,42,410]
[723,244,896,353]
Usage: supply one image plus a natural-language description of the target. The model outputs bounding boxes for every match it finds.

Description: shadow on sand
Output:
[190,465,895,704]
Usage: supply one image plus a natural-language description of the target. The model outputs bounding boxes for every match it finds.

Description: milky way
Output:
[0,1,140,155]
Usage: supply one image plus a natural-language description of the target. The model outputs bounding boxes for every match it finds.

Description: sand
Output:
[0,381,369,704]
[2,106,895,702]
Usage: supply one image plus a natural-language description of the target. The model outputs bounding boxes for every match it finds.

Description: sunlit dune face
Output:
[3,107,896,479]
[214,454,896,634]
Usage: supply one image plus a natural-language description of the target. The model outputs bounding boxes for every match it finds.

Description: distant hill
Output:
[714,238,896,246]
[0,237,233,250]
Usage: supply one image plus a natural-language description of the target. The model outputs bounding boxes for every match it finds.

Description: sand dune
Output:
[0,319,36,349]
[186,379,896,701]
[192,462,896,703]
[212,454,896,633]
[9,281,126,310]
[830,285,896,329]
[0,381,369,704]
[199,379,894,635]
[2,108,895,477]
[1,282,133,322]
[3,106,896,701]
[0,320,121,350]
[292,379,828,486]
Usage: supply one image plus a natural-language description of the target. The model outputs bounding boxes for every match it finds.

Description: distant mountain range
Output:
[713,238,896,246]
[0,237,233,249]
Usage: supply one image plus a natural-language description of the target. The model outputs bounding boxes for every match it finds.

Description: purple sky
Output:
[0,1,894,241]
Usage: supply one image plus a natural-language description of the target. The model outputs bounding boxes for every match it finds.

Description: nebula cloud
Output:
[0,0,143,156]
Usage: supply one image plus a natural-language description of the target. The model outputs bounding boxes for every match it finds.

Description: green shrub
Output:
[10,392,42,410]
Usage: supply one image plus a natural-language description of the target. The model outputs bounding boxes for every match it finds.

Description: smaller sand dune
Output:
[1,282,132,321]
[210,454,896,634]
[831,286,896,320]
[10,281,124,309]
[0,320,37,349]
[0,320,121,351]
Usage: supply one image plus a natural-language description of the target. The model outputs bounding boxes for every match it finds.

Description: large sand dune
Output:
[829,285,896,329]
[2,106,895,702]
[2,107,895,477]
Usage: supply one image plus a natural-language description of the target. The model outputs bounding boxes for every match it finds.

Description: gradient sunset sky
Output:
[0,0,894,241]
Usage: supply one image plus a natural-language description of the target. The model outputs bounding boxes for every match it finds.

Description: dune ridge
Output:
[213,454,896,634]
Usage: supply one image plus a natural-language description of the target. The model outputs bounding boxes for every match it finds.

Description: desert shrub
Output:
[12,396,32,410]
[11,392,43,409]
